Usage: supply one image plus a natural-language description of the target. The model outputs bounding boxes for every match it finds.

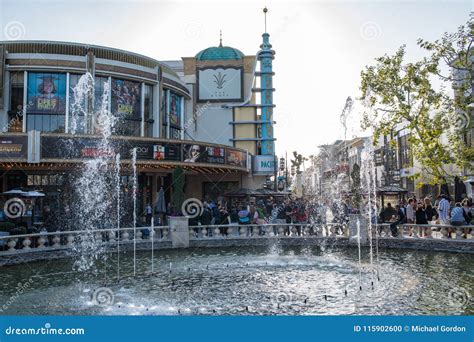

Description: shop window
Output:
[8,72,24,132]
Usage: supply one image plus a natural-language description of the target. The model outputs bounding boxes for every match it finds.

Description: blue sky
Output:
[1,0,472,156]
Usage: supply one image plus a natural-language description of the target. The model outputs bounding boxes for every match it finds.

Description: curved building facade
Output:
[0,35,275,212]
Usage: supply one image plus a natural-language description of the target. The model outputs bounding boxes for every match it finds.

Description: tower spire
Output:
[219,30,222,47]
[263,7,268,33]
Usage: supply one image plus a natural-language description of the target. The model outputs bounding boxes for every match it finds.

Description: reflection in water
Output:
[0,246,472,315]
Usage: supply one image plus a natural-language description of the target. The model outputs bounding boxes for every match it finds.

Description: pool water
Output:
[0,244,472,315]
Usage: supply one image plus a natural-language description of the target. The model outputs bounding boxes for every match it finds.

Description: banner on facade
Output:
[27,72,67,114]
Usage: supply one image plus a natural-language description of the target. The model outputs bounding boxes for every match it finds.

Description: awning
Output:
[376,185,408,194]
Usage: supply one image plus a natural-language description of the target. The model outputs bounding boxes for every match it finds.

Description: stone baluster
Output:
[121,230,130,241]
[439,226,448,239]
[214,227,221,238]
[37,235,46,248]
[455,226,463,240]
[227,226,234,237]
[22,237,31,249]
[66,234,74,246]
[162,228,169,239]
[52,234,61,248]
[7,238,17,251]
[329,225,335,237]
[108,231,116,242]
[277,226,284,236]
[189,229,195,239]
[398,225,405,238]
[136,230,143,240]
[201,227,207,238]
[425,226,433,239]
[343,225,350,238]
[95,232,102,243]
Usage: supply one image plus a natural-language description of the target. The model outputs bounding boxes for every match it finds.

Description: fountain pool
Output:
[0,245,472,315]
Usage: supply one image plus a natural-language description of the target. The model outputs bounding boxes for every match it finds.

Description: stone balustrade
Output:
[0,222,472,257]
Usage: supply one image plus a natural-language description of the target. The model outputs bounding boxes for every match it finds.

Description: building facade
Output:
[0,31,277,215]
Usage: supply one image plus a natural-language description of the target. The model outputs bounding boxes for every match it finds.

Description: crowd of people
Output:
[379,195,473,238]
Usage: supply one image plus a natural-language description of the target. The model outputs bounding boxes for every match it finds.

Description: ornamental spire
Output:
[219,30,222,47]
[263,7,268,33]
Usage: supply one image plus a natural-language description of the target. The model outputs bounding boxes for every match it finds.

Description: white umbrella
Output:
[24,191,46,197]
[1,189,29,196]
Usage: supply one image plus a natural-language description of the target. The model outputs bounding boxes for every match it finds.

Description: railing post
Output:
[22,237,31,249]
[7,238,17,251]
[66,234,74,246]
[52,233,61,248]
[37,235,46,248]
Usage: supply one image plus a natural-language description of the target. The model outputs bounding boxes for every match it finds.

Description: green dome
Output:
[195,45,244,61]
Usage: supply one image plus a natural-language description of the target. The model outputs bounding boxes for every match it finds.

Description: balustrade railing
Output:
[0,222,472,255]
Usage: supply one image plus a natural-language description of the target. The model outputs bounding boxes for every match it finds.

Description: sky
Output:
[0,0,472,157]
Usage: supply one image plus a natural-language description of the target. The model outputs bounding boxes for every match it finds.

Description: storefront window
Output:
[144,84,153,137]
[8,71,24,132]
[26,72,66,132]
[112,78,141,136]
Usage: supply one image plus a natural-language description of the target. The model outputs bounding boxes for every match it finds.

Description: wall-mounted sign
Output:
[227,149,246,168]
[183,144,225,164]
[0,136,27,158]
[197,67,243,102]
[252,155,276,175]
[37,136,245,168]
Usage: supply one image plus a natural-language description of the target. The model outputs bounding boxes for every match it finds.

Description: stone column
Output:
[169,216,190,248]
[348,214,368,244]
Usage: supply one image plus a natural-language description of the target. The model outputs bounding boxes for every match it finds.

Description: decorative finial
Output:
[219,30,222,47]
[263,7,268,33]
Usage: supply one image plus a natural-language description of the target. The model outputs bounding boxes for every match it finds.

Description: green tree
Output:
[360,45,462,184]
[171,166,185,215]
[290,151,307,174]
[417,15,474,167]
